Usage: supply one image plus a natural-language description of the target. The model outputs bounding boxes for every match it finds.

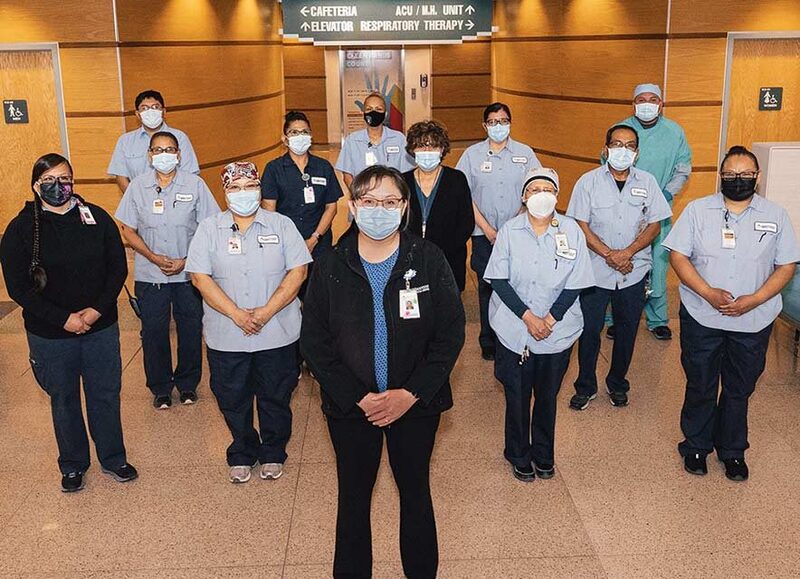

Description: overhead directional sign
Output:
[282,0,493,45]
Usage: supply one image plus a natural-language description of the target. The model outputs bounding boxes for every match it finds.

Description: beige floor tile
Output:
[16,567,284,579]
[438,557,607,578]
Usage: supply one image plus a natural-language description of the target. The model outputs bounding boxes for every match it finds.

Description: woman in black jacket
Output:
[0,153,137,493]
[402,120,475,291]
[300,165,465,579]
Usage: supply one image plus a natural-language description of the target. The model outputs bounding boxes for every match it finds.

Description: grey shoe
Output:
[229,465,253,484]
[260,463,284,480]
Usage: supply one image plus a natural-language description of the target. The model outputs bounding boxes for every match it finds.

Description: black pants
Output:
[135,281,203,397]
[575,277,647,395]
[495,342,572,467]
[327,413,441,579]
[470,235,496,352]
[207,343,298,466]
[27,323,127,474]
[677,304,772,460]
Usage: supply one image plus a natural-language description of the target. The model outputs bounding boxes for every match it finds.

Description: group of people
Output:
[1,83,797,579]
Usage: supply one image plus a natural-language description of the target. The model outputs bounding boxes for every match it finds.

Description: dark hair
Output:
[135,90,165,110]
[405,120,451,159]
[149,131,179,149]
[606,124,639,148]
[483,102,512,123]
[30,153,74,292]
[720,145,760,172]
[283,111,311,135]
[350,165,410,202]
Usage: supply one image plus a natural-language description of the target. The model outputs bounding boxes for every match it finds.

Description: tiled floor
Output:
[1,260,799,578]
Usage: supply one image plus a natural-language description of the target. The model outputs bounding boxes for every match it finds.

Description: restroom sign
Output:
[4,100,29,124]
[759,87,783,111]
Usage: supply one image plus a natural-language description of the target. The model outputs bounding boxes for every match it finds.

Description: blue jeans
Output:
[207,343,299,466]
[27,323,127,474]
[135,281,203,397]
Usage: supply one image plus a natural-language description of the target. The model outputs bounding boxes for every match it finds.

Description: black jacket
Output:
[300,227,465,419]
[0,201,127,339]
[403,166,474,291]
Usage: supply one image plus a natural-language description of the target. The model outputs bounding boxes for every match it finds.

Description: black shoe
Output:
[533,462,555,479]
[607,389,629,407]
[569,393,596,411]
[481,348,495,361]
[61,472,85,493]
[722,458,749,482]
[512,463,535,483]
[606,325,615,340]
[153,395,172,410]
[684,453,708,476]
[102,463,139,483]
[650,326,673,340]
[179,391,198,405]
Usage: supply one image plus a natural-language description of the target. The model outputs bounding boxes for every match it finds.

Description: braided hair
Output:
[30,153,73,292]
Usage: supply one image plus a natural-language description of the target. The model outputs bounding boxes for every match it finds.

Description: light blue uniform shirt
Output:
[455,137,541,235]
[663,193,800,333]
[107,122,200,179]
[618,115,692,200]
[567,164,672,290]
[185,209,313,353]
[335,127,414,177]
[115,169,219,284]
[484,213,595,355]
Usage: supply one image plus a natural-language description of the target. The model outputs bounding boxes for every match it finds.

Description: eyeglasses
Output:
[525,187,557,195]
[39,175,73,185]
[608,140,638,152]
[357,197,404,210]
[720,171,759,180]
[286,129,311,137]
[150,147,179,154]
[138,104,163,112]
[226,184,261,193]
[485,119,511,127]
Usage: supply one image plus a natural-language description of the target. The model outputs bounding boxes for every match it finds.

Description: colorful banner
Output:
[340,49,404,137]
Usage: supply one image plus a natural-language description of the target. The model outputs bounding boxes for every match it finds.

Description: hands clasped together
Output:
[704,287,760,317]
[63,307,102,335]
[523,310,558,341]
[230,306,272,336]
[358,389,418,427]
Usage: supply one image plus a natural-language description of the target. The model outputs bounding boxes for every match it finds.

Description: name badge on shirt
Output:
[311,177,327,186]
[755,221,778,233]
[556,248,577,260]
[365,151,378,167]
[175,194,193,202]
[386,146,400,154]
[304,186,315,204]
[722,228,736,249]
[258,234,279,245]
[630,188,648,198]
[512,156,528,164]
[555,233,570,252]
[78,205,97,225]
[228,236,242,255]
[399,289,421,319]
[153,198,165,214]
[481,161,493,173]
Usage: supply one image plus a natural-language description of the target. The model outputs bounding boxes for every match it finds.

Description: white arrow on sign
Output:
[466,19,474,29]
[465,5,475,14]
[301,6,309,16]
[301,21,310,30]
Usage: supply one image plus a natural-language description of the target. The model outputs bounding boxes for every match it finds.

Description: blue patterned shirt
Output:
[361,249,399,392]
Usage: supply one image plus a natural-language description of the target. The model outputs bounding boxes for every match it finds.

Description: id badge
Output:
[481,161,493,173]
[722,228,736,249]
[304,186,315,204]
[365,151,378,167]
[153,199,165,214]
[399,289,421,319]
[228,236,242,255]
[78,205,97,225]
[555,233,569,252]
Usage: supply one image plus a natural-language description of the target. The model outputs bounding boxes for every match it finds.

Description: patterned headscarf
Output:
[221,162,259,189]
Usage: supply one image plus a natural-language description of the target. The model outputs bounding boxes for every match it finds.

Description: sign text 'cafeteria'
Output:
[282,0,493,44]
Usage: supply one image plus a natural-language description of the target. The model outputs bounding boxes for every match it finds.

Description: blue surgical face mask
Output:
[151,152,179,175]
[606,147,637,171]
[288,134,312,155]
[487,123,510,143]
[634,102,660,123]
[355,205,403,240]
[226,189,261,217]
[415,150,441,172]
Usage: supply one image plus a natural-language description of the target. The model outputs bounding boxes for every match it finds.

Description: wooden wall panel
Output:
[59,48,122,113]
[432,42,490,74]
[670,0,800,34]
[66,117,126,179]
[666,106,722,168]
[283,44,326,76]
[433,76,491,108]
[285,78,327,110]
[302,110,329,142]
[430,108,486,143]
[199,146,282,203]
[535,154,598,210]
[666,39,727,102]
[0,0,115,43]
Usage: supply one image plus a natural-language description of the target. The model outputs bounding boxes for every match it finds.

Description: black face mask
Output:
[39,181,73,207]
[364,110,386,127]
[721,177,757,202]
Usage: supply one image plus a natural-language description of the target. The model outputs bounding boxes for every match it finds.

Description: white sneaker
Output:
[260,463,283,480]
[229,465,252,484]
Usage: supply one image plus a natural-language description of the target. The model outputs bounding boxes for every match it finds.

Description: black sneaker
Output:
[569,393,596,411]
[481,348,495,361]
[61,472,85,493]
[607,389,629,407]
[684,453,708,476]
[179,391,198,405]
[102,463,139,483]
[722,458,749,482]
[533,462,555,479]
[512,464,535,483]
[650,326,673,341]
[153,395,172,410]
[606,325,615,340]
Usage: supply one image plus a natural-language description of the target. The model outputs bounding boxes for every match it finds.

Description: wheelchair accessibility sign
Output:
[759,87,782,111]
[4,100,29,124]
